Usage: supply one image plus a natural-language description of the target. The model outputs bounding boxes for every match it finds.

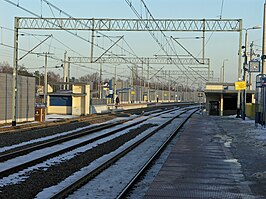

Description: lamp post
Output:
[242,26,262,120]
[222,59,228,82]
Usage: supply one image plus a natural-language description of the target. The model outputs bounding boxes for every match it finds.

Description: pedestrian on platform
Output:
[115,96,120,105]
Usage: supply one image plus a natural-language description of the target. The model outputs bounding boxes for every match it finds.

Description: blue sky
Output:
[0,0,264,85]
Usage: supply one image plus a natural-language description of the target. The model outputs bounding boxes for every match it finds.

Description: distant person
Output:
[115,96,120,105]
[156,95,159,103]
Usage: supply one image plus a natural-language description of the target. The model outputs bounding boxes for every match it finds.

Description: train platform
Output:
[144,114,266,199]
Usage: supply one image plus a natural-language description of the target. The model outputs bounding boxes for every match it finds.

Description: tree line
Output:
[0,61,103,89]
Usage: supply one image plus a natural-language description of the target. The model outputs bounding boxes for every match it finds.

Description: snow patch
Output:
[224,159,238,163]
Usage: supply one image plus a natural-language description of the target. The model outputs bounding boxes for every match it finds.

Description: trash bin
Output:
[35,107,46,122]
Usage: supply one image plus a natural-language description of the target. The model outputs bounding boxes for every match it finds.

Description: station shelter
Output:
[204,82,255,117]
[47,82,90,116]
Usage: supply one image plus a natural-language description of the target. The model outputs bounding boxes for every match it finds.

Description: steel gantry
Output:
[11,17,243,126]
[18,18,241,31]
[69,56,210,65]
[68,56,211,80]
[156,70,214,78]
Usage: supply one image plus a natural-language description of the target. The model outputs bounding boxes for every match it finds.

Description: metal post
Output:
[63,51,67,89]
[141,63,144,102]
[249,41,254,90]
[202,19,206,61]
[129,66,132,103]
[139,63,142,102]
[236,21,243,118]
[67,57,71,89]
[222,63,224,82]
[186,77,188,102]
[99,62,102,99]
[222,59,228,83]
[208,59,210,81]
[242,26,261,119]
[242,30,248,120]
[147,62,150,102]
[261,2,266,125]
[44,54,48,107]
[262,3,266,74]
[220,67,223,82]
[91,18,95,63]
[12,17,19,126]
[168,70,171,102]
[114,65,117,102]
[221,93,224,116]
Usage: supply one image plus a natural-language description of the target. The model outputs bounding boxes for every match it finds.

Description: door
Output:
[209,101,219,115]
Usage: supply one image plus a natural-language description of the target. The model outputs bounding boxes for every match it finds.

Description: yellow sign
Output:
[235,81,246,90]
[131,91,136,95]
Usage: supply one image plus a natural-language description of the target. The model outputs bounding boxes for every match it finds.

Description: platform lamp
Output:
[242,25,262,120]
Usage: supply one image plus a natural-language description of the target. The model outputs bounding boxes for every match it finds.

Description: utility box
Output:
[35,107,46,122]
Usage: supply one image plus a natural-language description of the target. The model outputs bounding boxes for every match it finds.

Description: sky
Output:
[0,0,264,88]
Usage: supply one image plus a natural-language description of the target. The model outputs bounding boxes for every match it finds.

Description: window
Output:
[50,96,72,106]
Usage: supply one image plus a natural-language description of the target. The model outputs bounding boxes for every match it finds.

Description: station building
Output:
[204,82,255,117]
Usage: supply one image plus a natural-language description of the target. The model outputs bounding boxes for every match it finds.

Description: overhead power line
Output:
[3,0,142,72]
[42,0,146,67]
[125,0,199,82]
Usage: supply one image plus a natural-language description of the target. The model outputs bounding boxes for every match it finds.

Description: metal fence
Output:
[0,73,35,124]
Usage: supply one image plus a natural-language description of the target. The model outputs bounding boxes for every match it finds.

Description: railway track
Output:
[0,107,167,160]
[48,107,197,198]
[0,107,177,176]
[0,105,198,199]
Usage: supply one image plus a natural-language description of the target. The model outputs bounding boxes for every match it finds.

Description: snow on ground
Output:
[36,109,186,199]
[222,115,266,182]
[0,114,78,129]
[0,116,137,153]
[225,115,266,141]
[45,114,79,121]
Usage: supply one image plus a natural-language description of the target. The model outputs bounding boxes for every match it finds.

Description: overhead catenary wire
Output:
[125,0,199,82]
[42,0,163,87]
[2,0,143,73]
[0,25,82,57]
[42,0,149,68]
[2,0,142,83]
[14,0,158,82]
[0,25,87,63]
[2,0,208,83]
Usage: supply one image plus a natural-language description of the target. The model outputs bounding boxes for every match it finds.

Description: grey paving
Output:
[144,114,264,199]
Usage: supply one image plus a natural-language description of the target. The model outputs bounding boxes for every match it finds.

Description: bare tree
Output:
[79,72,99,83]
[48,71,60,83]
[0,61,13,74]
[0,62,33,76]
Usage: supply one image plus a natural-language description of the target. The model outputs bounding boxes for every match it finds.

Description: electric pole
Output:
[168,70,171,102]
[63,51,67,89]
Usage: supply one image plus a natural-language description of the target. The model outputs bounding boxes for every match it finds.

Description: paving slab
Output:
[144,114,265,199]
